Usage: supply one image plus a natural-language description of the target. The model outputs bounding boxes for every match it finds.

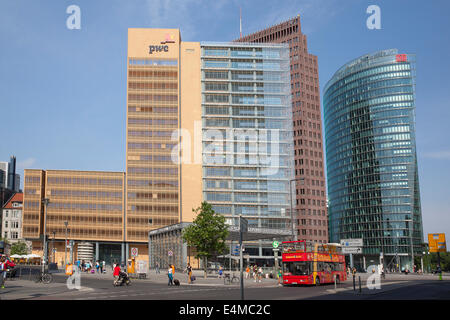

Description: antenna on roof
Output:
[240,7,242,38]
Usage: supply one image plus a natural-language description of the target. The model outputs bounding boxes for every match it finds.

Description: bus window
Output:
[283,261,310,276]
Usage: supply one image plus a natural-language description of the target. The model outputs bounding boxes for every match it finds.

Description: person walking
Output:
[0,256,6,289]
[245,266,250,279]
[95,261,100,273]
[167,265,174,286]
[258,266,263,282]
[155,261,160,274]
[113,262,121,283]
[186,263,193,284]
[218,265,223,279]
[277,269,283,286]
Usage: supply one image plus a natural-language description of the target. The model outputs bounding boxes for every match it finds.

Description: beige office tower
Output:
[126,29,202,242]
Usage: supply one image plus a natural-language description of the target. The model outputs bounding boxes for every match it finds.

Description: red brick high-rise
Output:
[236,15,328,243]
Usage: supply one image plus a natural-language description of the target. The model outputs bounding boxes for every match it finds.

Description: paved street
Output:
[1,270,449,300]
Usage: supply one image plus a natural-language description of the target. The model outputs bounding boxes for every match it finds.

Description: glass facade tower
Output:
[323,49,423,271]
[201,43,295,261]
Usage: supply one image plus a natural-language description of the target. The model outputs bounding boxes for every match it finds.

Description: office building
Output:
[23,28,294,267]
[22,169,127,265]
[236,15,329,243]
[323,49,423,271]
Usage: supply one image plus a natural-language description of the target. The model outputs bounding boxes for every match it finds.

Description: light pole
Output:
[64,221,69,266]
[41,198,50,273]
[405,217,414,272]
[52,231,56,264]
[289,178,301,241]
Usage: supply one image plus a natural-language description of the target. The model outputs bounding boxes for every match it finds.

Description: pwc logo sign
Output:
[149,45,169,54]
[161,33,176,44]
[149,34,176,54]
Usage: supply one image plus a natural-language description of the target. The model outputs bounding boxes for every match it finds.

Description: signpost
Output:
[428,233,446,280]
[272,241,280,249]
[131,247,138,257]
[342,247,362,254]
[340,238,363,269]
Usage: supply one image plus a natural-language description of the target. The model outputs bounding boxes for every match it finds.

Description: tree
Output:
[182,202,229,278]
[11,241,28,256]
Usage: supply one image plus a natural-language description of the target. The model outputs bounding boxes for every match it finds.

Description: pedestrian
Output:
[96,261,100,273]
[186,263,193,284]
[167,265,174,286]
[0,256,6,289]
[253,265,258,282]
[218,266,223,279]
[113,262,121,283]
[277,269,282,286]
[258,266,263,282]
[171,264,175,277]
[155,261,160,274]
[245,266,250,279]
[102,260,106,273]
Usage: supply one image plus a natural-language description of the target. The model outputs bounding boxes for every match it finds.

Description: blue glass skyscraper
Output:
[323,49,423,271]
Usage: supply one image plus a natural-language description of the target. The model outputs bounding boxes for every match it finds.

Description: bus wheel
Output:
[315,277,320,286]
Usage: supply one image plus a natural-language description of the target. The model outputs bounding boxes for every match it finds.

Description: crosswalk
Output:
[70,285,240,300]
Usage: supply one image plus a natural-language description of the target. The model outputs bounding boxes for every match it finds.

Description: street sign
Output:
[232,245,240,256]
[342,247,362,254]
[239,216,248,233]
[272,241,280,249]
[428,233,446,253]
[168,250,173,256]
[340,238,363,247]
[136,260,147,274]
[131,247,138,257]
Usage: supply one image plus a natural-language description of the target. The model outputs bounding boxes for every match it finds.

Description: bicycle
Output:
[34,271,53,284]
[224,273,240,285]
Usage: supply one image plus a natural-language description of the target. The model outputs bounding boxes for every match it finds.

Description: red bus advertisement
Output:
[281,241,347,286]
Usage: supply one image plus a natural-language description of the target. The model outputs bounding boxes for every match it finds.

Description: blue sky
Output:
[1,0,449,240]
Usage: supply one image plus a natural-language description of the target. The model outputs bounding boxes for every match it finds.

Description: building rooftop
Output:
[2,192,23,209]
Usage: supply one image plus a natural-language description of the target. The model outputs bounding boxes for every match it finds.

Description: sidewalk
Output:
[55,268,281,287]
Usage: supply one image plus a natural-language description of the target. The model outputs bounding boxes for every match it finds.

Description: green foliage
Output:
[422,252,450,272]
[11,241,28,255]
[182,202,229,271]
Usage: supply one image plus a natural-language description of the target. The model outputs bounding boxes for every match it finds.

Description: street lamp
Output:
[52,231,56,264]
[64,221,69,266]
[289,178,302,241]
[41,198,50,273]
[405,217,414,272]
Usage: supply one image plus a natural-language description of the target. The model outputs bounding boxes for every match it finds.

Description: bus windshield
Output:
[283,261,310,276]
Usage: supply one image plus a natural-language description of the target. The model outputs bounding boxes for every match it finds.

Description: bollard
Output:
[359,276,362,294]
[334,275,337,290]
[353,275,356,291]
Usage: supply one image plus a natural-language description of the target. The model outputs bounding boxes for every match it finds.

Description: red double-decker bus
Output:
[281,241,347,286]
